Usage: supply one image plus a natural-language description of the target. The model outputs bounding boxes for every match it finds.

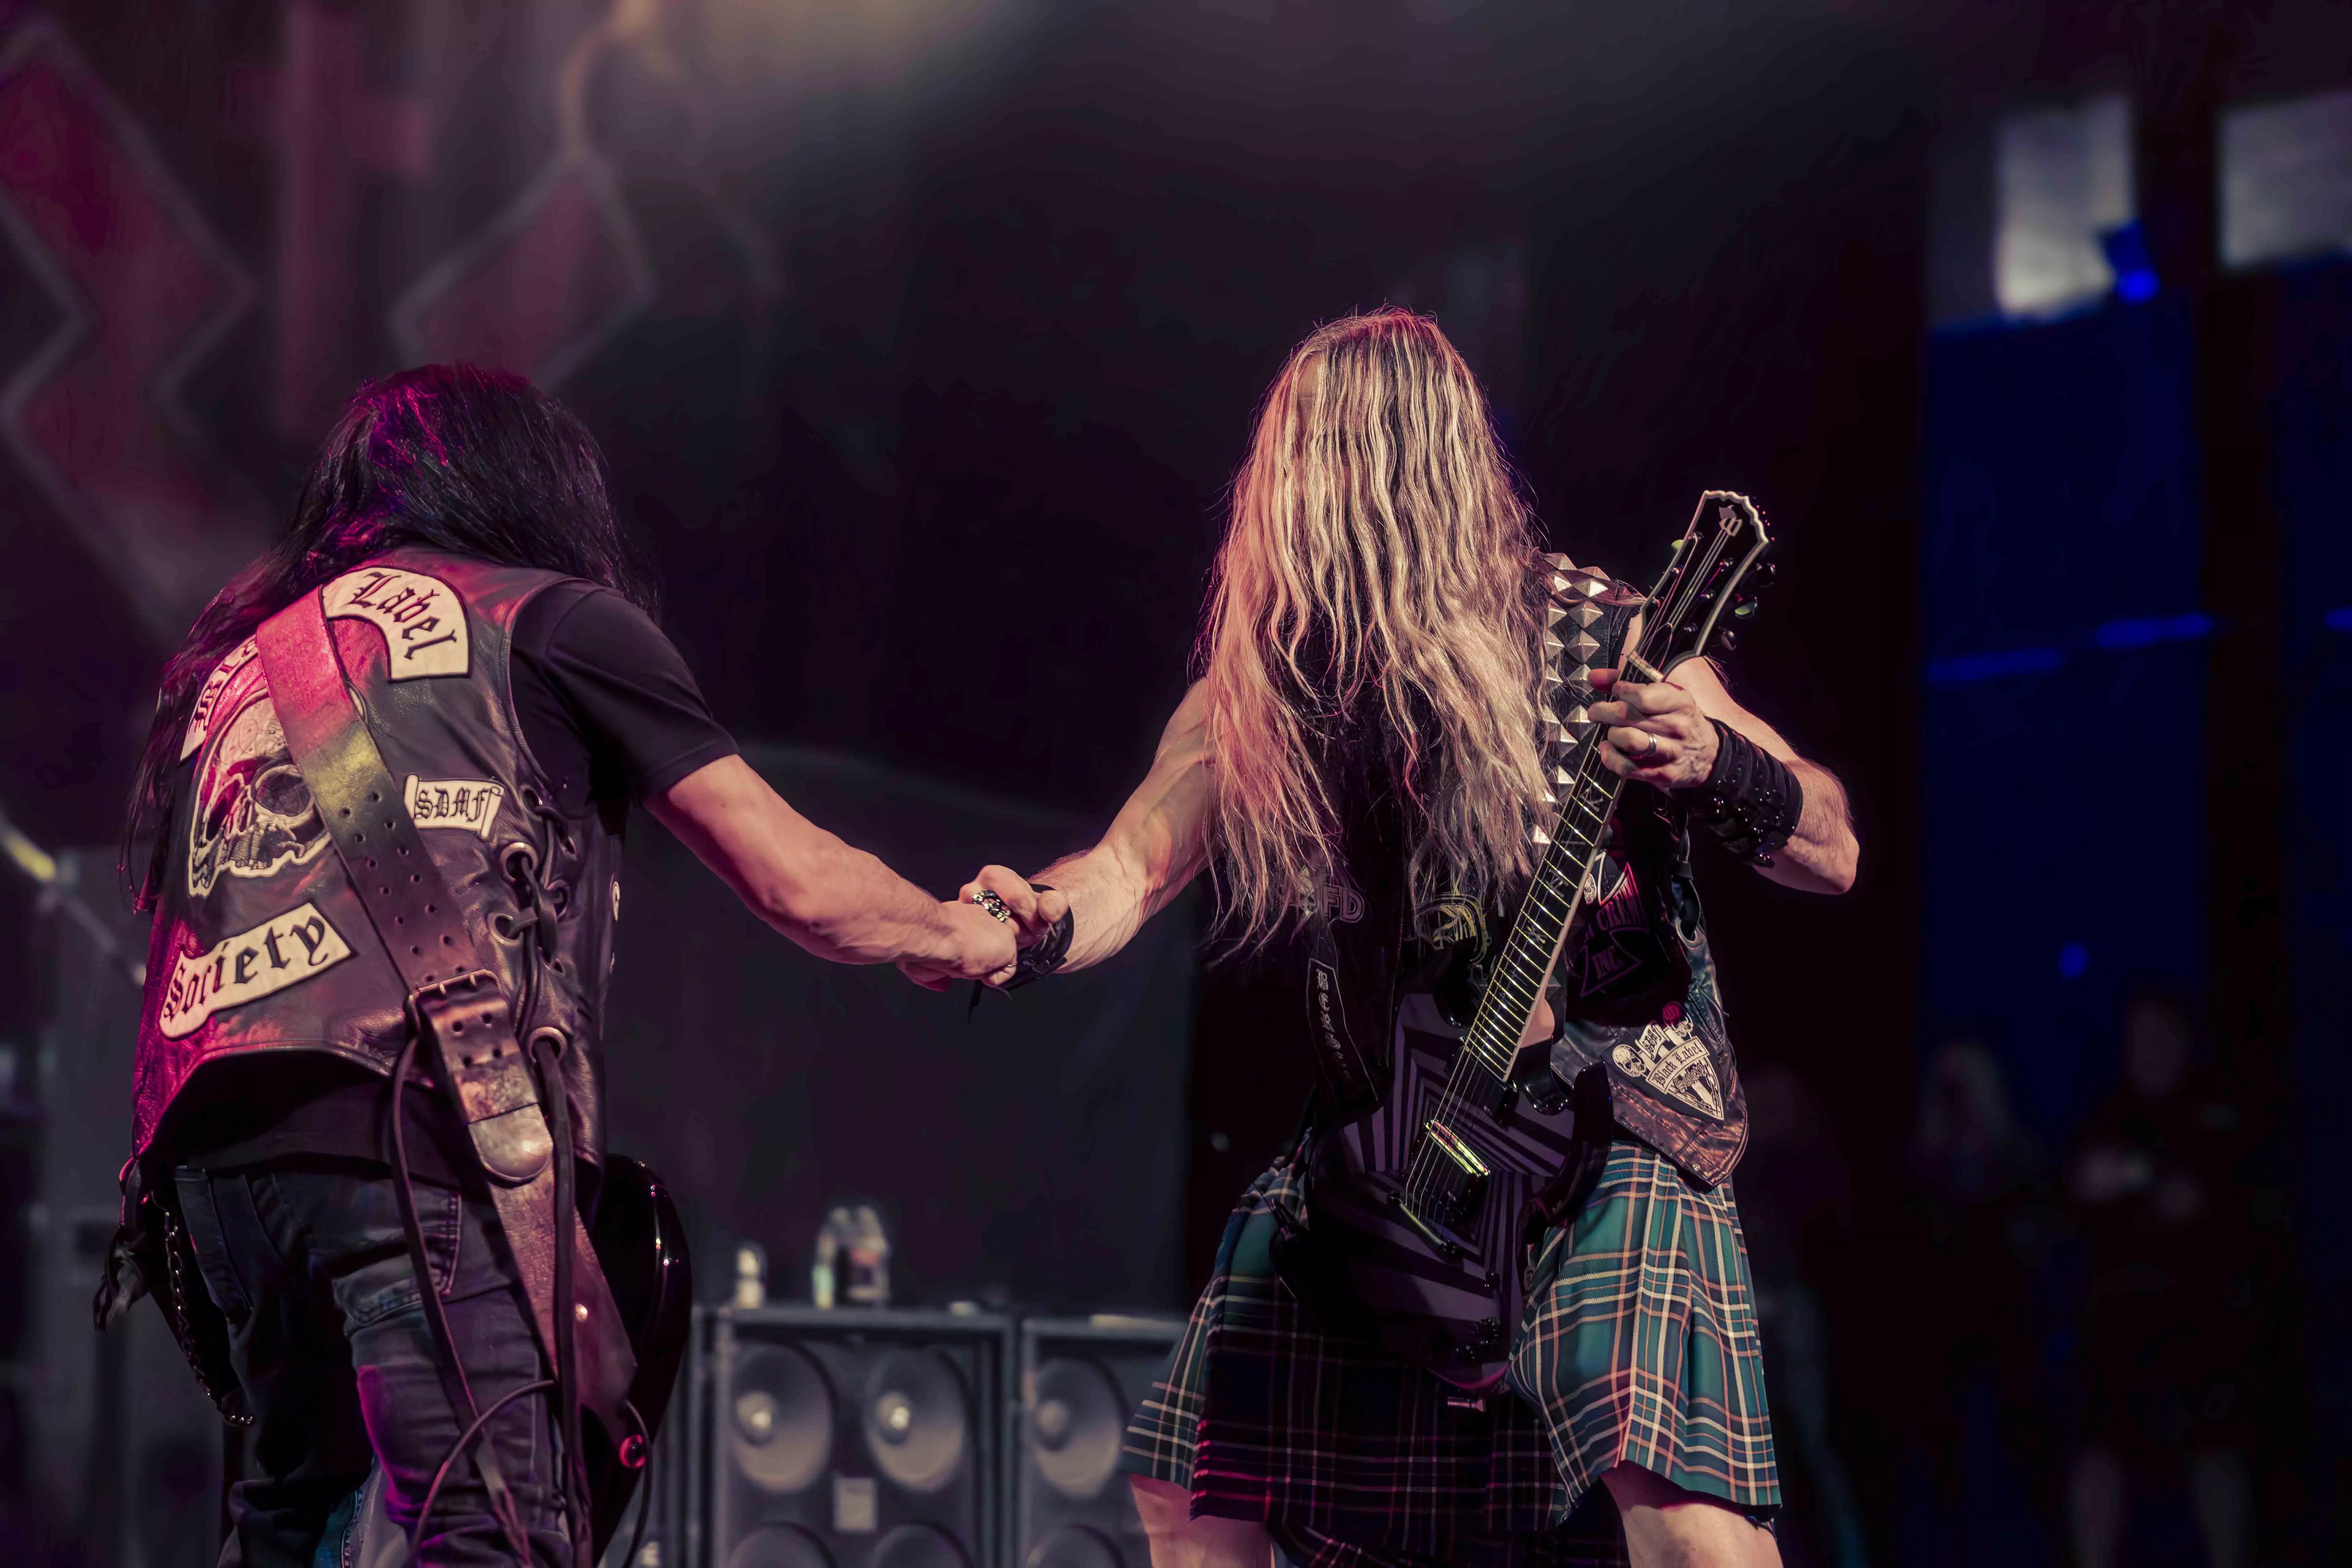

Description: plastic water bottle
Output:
[813,1209,846,1309]
[733,1242,767,1309]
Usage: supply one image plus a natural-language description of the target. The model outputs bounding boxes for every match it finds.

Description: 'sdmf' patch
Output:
[404,775,505,839]
[323,567,468,678]
[158,902,353,1039]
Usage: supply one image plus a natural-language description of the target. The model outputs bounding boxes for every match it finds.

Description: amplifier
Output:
[1014,1315,1187,1568]
[694,1306,1016,1568]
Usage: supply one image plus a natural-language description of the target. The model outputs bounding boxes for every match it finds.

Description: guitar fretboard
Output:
[1456,718,1625,1082]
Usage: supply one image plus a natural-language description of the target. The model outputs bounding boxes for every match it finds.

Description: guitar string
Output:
[1402,522,1739,1221]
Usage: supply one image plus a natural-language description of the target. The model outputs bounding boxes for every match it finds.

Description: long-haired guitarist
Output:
[939,310,1858,1568]
[103,364,1018,1563]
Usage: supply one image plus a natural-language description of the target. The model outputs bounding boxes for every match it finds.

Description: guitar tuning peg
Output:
[1715,628,1740,654]
[1752,561,1779,586]
[1732,599,1759,619]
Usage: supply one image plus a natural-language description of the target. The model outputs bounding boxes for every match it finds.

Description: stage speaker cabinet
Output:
[700,1306,1015,1568]
[1015,1315,1187,1568]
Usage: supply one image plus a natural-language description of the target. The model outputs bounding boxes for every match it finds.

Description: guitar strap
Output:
[254,589,637,1447]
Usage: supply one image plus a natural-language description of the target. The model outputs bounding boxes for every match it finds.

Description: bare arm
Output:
[650,754,1016,977]
[957,680,1216,976]
[1589,659,1859,895]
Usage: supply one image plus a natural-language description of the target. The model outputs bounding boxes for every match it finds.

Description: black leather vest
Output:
[129,549,624,1171]
[1296,565,1750,1188]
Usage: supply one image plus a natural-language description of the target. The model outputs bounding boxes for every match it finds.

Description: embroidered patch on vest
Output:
[403,776,505,839]
[1609,1010,1726,1121]
[180,638,258,761]
[323,567,469,678]
[187,656,330,900]
[157,902,355,1039]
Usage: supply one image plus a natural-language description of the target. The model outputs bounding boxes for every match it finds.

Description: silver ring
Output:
[1640,731,1661,758]
[971,888,1012,923]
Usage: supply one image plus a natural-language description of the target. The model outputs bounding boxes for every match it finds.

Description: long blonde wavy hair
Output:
[1198,309,1546,946]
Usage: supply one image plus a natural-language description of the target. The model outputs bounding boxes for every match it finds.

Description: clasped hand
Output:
[1588,667,1718,790]
[898,865,1072,992]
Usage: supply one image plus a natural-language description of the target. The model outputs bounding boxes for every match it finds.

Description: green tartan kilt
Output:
[1121,1141,1777,1568]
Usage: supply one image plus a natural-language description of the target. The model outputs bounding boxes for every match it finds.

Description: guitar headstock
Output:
[1634,491,1774,673]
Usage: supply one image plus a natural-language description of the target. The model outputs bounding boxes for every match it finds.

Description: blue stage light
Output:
[2092,610,2214,649]
[1924,645,2066,686]
[2057,940,2091,980]
[2099,222,2159,303]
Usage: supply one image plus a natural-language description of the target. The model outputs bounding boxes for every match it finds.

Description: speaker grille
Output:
[862,1349,971,1494]
[727,1522,839,1568]
[703,1307,1012,1568]
[1025,1524,1126,1568]
[1017,1317,1187,1568]
[730,1344,835,1495]
[871,1522,973,1568]
[1030,1358,1126,1501]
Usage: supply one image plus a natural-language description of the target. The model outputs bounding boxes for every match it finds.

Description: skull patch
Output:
[186,660,329,899]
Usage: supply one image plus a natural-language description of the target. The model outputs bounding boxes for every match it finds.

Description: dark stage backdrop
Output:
[2269,260,2352,1502]
[601,743,1198,1315]
[1920,302,2207,1138]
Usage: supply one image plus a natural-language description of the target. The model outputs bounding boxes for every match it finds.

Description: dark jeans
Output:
[172,1159,572,1565]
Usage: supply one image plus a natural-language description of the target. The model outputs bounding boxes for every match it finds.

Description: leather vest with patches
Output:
[1297,566,1749,1189]
[129,548,624,1171]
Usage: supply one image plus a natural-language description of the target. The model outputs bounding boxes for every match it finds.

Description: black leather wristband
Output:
[1001,882,1075,990]
[1685,720,1802,865]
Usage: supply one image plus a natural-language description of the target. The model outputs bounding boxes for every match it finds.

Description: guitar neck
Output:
[1458,740,1627,1080]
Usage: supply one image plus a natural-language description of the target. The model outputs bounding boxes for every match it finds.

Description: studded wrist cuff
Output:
[1686,720,1801,865]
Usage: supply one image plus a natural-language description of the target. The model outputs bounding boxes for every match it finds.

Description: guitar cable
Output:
[388,1031,538,1561]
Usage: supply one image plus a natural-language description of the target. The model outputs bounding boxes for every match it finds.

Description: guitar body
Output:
[588,1153,695,1553]
[1275,997,1582,1390]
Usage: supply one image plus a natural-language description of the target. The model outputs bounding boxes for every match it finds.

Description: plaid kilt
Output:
[1121,1142,1776,1568]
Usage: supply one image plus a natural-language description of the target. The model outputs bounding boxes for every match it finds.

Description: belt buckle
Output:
[411,971,552,1185]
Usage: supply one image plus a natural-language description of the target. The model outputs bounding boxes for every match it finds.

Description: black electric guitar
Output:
[587,1154,695,1554]
[1273,492,1772,1391]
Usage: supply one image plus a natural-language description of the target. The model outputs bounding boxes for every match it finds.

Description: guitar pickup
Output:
[1390,1188,1481,1262]
[1393,1120,1491,1258]
[1423,1120,1491,1181]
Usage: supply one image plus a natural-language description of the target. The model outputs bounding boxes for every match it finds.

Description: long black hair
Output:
[122,363,658,907]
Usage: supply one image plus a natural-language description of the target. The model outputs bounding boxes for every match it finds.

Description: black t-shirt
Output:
[158,583,738,1182]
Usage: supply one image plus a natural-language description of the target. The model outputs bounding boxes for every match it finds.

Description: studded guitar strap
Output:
[254,588,636,1444]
